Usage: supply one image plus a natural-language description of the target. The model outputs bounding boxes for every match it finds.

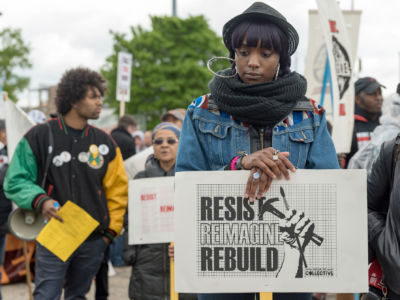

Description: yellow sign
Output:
[36,201,99,262]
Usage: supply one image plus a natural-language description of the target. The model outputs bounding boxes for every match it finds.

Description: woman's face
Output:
[153,129,179,164]
[235,39,280,84]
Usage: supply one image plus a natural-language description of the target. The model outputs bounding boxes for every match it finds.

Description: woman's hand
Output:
[41,199,64,223]
[242,148,295,201]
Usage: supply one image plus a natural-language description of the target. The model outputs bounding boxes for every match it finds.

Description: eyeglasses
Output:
[153,138,178,145]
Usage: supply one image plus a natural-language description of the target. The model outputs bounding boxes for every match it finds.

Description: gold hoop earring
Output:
[207,57,237,78]
[274,64,280,81]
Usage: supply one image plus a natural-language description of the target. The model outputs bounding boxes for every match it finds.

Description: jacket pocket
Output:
[288,129,314,168]
[198,120,233,169]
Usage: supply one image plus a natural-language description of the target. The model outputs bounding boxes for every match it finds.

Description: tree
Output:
[101,15,227,128]
[0,28,32,102]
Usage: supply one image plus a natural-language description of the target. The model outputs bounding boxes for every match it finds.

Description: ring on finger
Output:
[253,172,260,180]
[272,149,280,161]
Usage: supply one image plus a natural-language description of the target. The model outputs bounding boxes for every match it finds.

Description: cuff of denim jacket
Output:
[32,194,51,213]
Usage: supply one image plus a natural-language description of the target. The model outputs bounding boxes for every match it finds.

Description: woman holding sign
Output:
[176,2,339,300]
[123,122,196,300]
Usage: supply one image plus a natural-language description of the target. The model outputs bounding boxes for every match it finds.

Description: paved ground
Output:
[1,267,349,300]
[2,265,131,300]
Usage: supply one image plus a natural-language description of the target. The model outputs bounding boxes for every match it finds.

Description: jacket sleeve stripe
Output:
[102,147,128,237]
[4,138,47,209]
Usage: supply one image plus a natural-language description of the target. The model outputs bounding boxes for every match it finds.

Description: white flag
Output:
[4,99,35,160]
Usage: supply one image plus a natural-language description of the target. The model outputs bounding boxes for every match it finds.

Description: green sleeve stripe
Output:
[4,137,46,209]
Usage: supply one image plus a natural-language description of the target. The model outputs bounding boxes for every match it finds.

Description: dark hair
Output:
[228,21,291,77]
[118,115,137,129]
[56,67,106,115]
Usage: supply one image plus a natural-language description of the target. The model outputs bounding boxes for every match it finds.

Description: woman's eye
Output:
[237,49,248,56]
[262,52,272,58]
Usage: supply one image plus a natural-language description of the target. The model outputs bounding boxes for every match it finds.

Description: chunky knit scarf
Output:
[209,69,307,126]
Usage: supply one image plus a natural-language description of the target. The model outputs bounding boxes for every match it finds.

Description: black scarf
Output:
[209,70,307,126]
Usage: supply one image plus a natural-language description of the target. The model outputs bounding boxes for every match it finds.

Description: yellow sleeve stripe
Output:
[102,147,128,236]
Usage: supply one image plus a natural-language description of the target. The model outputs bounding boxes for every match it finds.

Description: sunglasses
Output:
[153,138,178,145]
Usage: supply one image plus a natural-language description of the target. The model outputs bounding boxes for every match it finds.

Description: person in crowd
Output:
[27,109,47,124]
[0,120,7,167]
[143,130,152,148]
[132,130,146,153]
[349,83,400,173]
[3,67,128,300]
[341,77,385,168]
[0,120,11,300]
[175,2,339,300]
[122,122,196,300]
[111,115,137,159]
[161,108,186,128]
[367,133,400,299]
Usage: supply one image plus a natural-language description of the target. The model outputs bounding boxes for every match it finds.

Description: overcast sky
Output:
[2,0,400,106]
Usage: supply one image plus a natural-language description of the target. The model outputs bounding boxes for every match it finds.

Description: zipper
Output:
[259,128,264,149]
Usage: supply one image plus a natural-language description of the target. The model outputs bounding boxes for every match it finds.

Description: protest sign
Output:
[174,170,368,293]
[116,52,132,102]
[128,177,175,244]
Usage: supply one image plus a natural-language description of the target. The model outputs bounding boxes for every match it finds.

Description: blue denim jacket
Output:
[176,95,340,171]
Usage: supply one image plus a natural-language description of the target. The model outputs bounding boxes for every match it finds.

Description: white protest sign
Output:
[174,170,368,293]
[316,0,357,153]
[124,146,154,180]
[128,177,175,244]
[116,52,132,102]
[4,99,35,160]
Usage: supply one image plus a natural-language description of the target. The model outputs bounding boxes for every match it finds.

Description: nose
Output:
[248,53,260,69]
[97,96,103,106]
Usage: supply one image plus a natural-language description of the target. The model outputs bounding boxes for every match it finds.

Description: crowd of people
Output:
[0,1,399,300]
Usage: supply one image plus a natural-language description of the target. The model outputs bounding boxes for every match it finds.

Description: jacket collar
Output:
[58,115,90,137]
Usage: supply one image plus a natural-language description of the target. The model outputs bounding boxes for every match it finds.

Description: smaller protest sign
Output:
[128,177,175,244]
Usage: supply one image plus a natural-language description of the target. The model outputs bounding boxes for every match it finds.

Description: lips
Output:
[244,72,262,81]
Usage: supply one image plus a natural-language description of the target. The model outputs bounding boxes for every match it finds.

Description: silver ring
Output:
[272,150,279,161]
[253,172,260,180]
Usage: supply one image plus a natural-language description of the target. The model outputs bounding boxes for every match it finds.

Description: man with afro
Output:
[4,67,128,299]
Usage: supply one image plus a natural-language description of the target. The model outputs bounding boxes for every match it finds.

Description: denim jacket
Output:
[176,95,339,171]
